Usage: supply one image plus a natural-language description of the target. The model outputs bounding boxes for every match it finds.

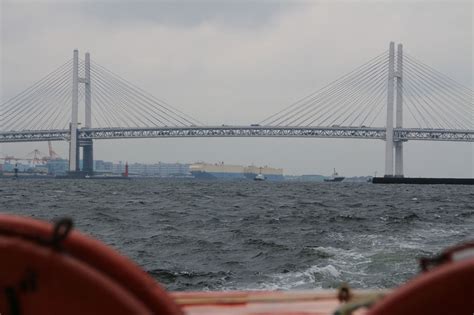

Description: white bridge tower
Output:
[69,49,93,174]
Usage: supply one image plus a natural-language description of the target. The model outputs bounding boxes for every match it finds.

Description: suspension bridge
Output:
[1,42,472,177]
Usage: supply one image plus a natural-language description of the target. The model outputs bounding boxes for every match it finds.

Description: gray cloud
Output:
[79,1,293,29]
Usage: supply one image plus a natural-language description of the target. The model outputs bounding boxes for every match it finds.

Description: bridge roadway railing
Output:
[394,128,474,142]
[79,126,387,140]
[0,129,70,142]
[0,126,473,142]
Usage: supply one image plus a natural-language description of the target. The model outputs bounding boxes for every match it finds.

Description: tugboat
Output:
[254,167,266,181]
[324,168,345,182]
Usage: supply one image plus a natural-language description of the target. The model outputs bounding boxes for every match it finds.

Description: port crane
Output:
[0,141,62,164]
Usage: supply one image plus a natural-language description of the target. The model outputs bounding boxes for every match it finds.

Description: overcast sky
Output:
[1,0,472,176]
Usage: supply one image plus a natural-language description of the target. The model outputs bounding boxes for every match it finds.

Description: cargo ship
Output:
[189,162,245,180]
[190,162,284,181]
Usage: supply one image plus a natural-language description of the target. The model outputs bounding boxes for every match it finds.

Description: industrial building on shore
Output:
[1,160,285,180]
[0,160,191,177]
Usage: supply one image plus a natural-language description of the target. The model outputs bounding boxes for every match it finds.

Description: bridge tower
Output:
[394,43,404,177]
[82,52,94,175]
[384,42,404,177]
[69,49,93,175]
[69,49,80,172]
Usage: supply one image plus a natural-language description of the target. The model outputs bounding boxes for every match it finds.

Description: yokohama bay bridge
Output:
[1,42,473,177]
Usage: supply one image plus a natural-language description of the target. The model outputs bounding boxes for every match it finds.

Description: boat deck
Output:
[171,290,384,315]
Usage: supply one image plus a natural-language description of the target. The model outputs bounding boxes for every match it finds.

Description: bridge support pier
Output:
[82,140,94,175]
[394,142,403,176]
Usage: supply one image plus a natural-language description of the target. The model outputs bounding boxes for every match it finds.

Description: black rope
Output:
[0,218,73,315]
[50,218,73,250]
[4,287,21,315]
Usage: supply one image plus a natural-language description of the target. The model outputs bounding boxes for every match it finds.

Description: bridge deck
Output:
[0,126,472,143]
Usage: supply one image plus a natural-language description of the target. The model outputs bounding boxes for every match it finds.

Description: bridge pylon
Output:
[68,49,94,175]
[394,43,404,177]
[69,49,80,172]
[82,52,94,175]
[385,42,404,177]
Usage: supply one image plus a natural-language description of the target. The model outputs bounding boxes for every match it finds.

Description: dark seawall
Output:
[372,177,474,185]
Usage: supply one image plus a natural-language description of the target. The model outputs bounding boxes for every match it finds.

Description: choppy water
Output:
[1,179,473,291]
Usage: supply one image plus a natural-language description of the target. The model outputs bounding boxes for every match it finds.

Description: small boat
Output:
[254,168,266,181]
[324,168,345,182]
